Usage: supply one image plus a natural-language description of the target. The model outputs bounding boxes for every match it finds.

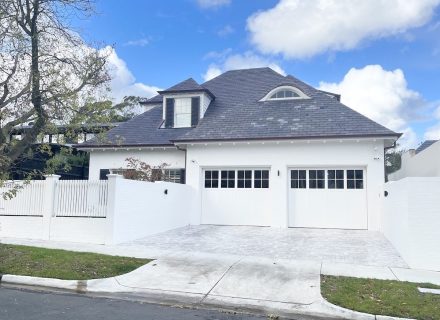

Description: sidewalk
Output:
[1,247,440,319]
[1,233,439,319]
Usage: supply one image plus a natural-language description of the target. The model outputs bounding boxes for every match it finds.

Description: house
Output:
[389,140,440,181]
[77,67,400,231]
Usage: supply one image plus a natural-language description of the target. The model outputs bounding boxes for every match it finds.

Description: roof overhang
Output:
[75,144,178,152]
[173,133,401,146]
[157,88,215,100]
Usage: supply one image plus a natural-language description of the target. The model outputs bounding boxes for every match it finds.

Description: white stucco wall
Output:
[389,141,440,181]
[185,139,386,230]
[88,148,186,180]
[109,176,194,244]
[383,178,440,271]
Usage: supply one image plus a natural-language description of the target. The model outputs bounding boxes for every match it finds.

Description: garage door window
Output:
[205,170,219,188]
[254,170,269,188]
[237,170,252,188]
[221,170,235,188]
[291,170,306,188]
[347,170,364,189]
[309,170,325,189]
[328,170,344,189]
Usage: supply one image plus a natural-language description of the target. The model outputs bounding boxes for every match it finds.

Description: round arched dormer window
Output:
[261,86,309,101]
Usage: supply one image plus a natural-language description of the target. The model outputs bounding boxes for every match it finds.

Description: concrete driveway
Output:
[128,225,407,268]
[1,226,412,319]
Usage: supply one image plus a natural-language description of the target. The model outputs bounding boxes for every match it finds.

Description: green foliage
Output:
[321,275,440,319]
[0,243,151,280]
[45,146,88,174]
[385,147,403,179]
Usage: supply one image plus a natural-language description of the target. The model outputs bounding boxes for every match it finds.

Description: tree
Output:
[385,147,403,181]
[0,0,110,179]
[122,157,169,182]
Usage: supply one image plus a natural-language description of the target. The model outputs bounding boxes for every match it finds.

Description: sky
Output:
[73,0,440,148]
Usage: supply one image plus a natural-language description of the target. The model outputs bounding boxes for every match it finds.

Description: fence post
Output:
[105,174,122,245]
[42,174,60,240]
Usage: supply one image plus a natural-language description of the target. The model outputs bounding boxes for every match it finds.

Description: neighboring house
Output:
[389,140,440,181]
[9,123,119,180]
[77,68,400,231]
[11,122,119,145]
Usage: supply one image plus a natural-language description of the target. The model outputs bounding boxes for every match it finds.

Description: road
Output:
[0,286,266,320]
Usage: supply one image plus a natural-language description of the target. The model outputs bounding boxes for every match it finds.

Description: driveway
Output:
[128,225,407,268]
[0,226,416,318]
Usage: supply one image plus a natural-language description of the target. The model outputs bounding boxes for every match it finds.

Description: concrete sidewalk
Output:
[2,226,439,319]
[2,252,439,319]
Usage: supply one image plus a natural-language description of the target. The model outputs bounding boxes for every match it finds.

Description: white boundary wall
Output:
[383,178,440,271]
[389,141,440,180]
[108,175,193,243]
[0,175,194,245]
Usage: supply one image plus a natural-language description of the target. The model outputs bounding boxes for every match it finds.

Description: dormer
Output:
[158,78,215,128]
[260,85,309,101]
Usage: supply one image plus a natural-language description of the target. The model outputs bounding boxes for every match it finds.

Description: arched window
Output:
[261,86,309,101]
[270,89,300,99]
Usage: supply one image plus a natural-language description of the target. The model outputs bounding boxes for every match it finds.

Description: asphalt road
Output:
[0,286,267,320]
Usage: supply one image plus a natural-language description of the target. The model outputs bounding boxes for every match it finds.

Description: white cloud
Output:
[319,65,426,148]
[104,47,161,102]
[123,37,150,47]
[247,0,440,58]
[203,51,285,81]
[217,25,234,37]
[197,0,230,9]
[424,106,440,140]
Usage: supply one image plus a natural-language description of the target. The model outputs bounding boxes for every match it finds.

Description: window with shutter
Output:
[165,98,175,128]
[191,97,200,126]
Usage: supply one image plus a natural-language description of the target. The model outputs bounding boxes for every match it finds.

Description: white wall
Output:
[383,178,440,271]
[0,216,45,239]
[185,139,386,230]
[109,176,194,244]
[88,148,186,180]
[49,217,108,244]
[0,176,195,245]
[389,141,440,181]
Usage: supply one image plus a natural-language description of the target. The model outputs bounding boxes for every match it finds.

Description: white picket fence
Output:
[0,179,108,218]
[0,181,46,216]
[54,180,108,218]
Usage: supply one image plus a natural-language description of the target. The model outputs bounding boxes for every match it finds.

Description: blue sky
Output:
[74,0,440,148]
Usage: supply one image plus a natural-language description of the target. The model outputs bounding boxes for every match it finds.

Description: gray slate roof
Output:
[416,140,438,154]
[160,78,204,92]
[79,67,399,148]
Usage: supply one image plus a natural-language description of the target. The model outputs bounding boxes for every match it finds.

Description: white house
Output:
[389,140,440,181]
[77,68,400,231]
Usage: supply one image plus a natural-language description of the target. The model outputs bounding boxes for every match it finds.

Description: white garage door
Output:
[288,168,367,229]
[201,168,273,226]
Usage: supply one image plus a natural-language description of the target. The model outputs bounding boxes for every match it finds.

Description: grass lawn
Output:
[0,243,151,280]
[321,275,440,320]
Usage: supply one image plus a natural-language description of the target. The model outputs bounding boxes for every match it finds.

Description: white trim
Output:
[260,85,309,101]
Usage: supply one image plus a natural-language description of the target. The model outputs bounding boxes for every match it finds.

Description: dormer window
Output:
[174,98,192,128]
[261,86,309,101]
[164,96,200,128]
[270,90,299,99]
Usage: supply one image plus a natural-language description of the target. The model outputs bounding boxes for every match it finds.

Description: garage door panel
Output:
[202,190,272,226]
[288,168,367,230]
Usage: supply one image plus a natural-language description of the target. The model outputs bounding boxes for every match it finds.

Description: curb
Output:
[0,274,416,320]
[0,274,91,293]
[321,298,416,320]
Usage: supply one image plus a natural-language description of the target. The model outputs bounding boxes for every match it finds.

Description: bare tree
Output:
[0,0,110,179]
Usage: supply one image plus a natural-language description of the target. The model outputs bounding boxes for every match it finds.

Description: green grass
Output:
[0,243,151,280]
[321,275,440,320]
